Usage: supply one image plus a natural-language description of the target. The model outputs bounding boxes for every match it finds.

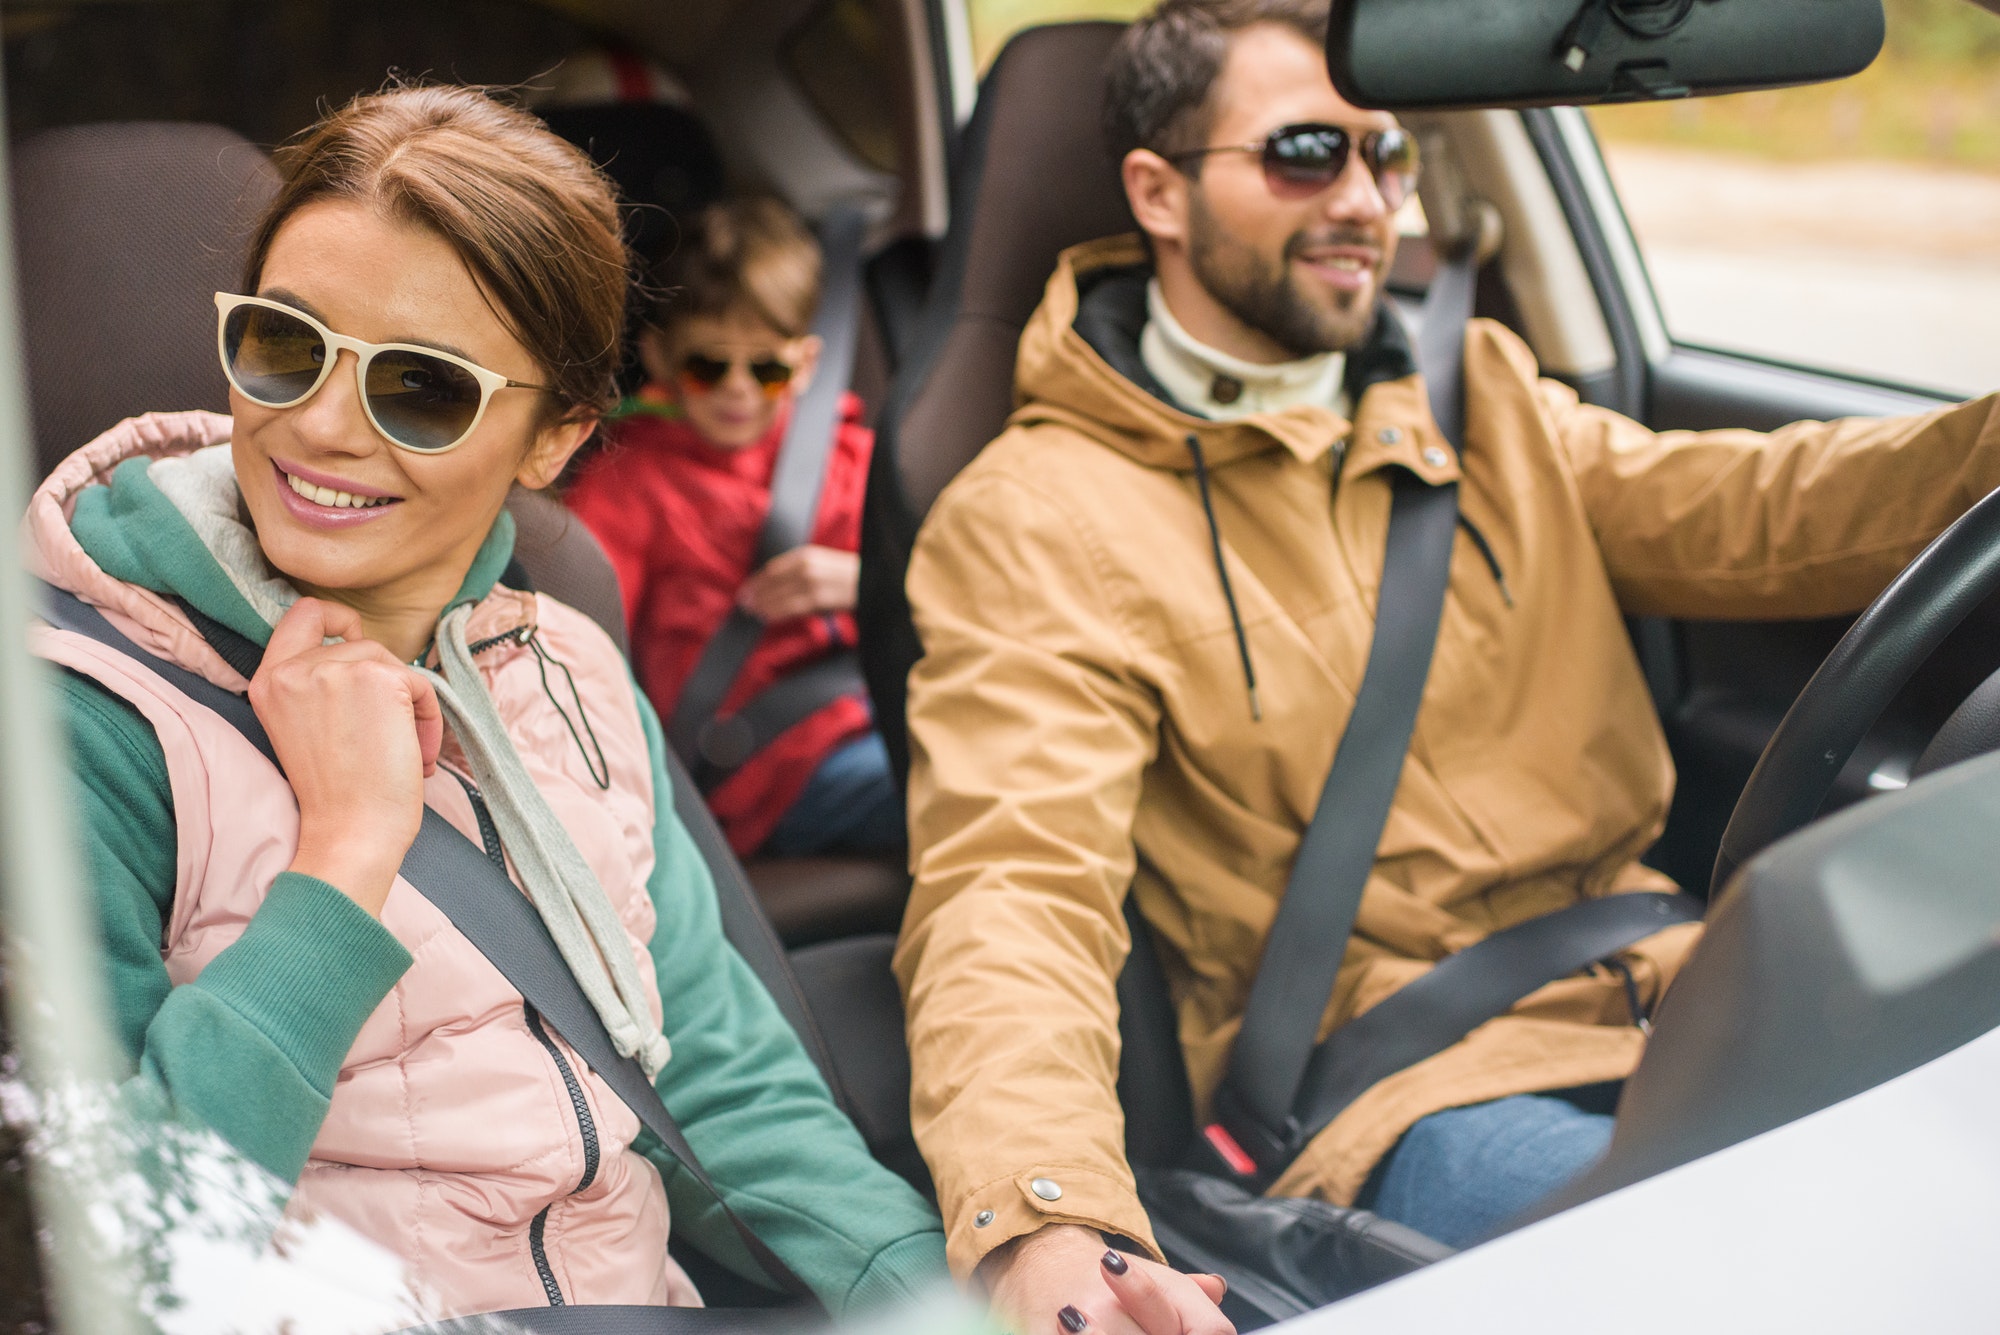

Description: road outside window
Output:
[1591,0,2000,398]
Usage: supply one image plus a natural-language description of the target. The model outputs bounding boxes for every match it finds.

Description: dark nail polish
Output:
[1100,1249,1129,1275]
[1058,1305,1089,1332]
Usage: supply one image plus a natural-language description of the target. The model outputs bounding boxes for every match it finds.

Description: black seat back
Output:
[857,22,1133,779]
[842,22,1200,1173]
[12,122,279,480]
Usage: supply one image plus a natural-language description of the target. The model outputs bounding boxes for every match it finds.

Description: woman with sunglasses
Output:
[27,85,945,1318]
[565,197,903,862]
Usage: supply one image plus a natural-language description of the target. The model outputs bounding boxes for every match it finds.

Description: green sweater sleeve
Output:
[627,685,948,1316]
[58,670,413,1184]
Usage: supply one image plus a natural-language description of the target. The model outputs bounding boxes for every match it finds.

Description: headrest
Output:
[880,21,1135,518]
[12,122,279,481]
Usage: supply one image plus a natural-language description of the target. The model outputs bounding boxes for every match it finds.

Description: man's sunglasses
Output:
[1169,123,1421,210]
[677,352,796,401]
[215,293,554,454]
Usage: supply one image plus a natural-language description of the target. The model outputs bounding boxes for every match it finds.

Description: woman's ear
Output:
[1124,148,1191,252]
[516,412,599,491]
[785,333,825,397]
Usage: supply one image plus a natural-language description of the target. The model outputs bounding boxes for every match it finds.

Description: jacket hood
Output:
[26,411,521,691]
[1009,234,1421,473]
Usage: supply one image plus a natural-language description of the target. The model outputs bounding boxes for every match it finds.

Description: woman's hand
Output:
[737,544,860,622]
[250,597,443,916]
[982,1223,1234,1335]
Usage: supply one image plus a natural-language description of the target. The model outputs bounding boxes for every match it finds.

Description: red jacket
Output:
[566,391,874,856]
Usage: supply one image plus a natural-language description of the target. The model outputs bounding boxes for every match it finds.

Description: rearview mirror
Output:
[1328,0,1886,110]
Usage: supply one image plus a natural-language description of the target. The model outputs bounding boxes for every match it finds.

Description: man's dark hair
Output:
[1102,0,1331,167]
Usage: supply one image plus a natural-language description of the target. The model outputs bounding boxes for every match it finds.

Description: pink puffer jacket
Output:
[27,412,700,1315]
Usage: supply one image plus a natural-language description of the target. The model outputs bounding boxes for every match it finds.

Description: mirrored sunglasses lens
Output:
[364,349,483,451]
[1369,129,1421,208]
[223,303,327,405]
[1263,128,1348,194]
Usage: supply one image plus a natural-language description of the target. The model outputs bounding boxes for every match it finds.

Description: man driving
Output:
[894,1,2000,1331]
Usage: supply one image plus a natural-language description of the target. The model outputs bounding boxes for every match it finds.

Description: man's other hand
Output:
[981,1223,1233,1335]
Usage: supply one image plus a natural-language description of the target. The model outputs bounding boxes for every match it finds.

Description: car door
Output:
[1535,0,2000,894]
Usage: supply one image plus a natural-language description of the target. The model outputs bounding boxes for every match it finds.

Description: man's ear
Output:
[785,333,826,397]
[1123,148,1191,252]
[516,412,599,491]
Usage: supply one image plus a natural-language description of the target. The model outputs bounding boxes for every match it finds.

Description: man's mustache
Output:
[1284,229,1384,261]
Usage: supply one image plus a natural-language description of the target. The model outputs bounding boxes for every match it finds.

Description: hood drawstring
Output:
[1456,514,1514,608]
[1186,433,1262,722]
[422,603,672,1078]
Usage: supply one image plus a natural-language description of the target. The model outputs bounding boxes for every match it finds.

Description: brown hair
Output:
[244,83,630,421]
[1103,0,1330,168]
[651,197,821,341]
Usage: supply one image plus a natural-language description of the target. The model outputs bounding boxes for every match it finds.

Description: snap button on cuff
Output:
[1377,427,1402,445]
[1422,446,1449,467]
[974,1210,996,1228]
[1030,1177,1063,1201]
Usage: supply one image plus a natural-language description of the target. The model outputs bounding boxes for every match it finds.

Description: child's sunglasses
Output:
[1169,123,1421,210]
[678,352,796,401]
[215,293,554,454]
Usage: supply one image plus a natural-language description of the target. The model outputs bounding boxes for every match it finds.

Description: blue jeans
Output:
[762,732,906,857]
[1356,1090,1616,1249]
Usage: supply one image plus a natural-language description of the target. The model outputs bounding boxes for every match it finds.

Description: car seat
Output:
[828,21,1214,1196]
[857,22,1135,778]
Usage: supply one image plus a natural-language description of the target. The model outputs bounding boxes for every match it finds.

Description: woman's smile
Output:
[270,458,402,529]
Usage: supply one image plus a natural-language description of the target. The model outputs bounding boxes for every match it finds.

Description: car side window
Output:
[1589,0,2000,398]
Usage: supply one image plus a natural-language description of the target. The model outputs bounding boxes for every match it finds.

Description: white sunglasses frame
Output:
[213,292,554,454]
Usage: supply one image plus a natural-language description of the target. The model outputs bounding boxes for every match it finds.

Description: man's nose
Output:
[1319,152,1391,226]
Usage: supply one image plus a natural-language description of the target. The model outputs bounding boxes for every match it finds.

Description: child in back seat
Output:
[566,197,902,860]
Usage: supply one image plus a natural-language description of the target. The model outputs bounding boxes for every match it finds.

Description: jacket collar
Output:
[1010,234,1459,486]
[27,411,527,688]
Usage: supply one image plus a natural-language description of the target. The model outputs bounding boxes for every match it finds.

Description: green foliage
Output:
[1881,0,2000,62]
[1594,0,2000,171]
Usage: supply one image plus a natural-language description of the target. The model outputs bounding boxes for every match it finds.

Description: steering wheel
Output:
[1711,483,2000,897]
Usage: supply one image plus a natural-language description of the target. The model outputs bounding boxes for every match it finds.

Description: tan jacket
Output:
[897,235,2000,1276]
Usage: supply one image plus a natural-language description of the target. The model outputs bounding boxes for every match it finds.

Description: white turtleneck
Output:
[1139,279,1350,422]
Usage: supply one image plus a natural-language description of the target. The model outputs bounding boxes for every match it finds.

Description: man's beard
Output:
[1185,190,1381,359]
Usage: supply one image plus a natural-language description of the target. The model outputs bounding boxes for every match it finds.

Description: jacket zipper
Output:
[445,769,601,1305]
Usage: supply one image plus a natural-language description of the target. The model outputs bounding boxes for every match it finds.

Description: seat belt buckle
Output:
[1200,1122,1262,1178]
[1200,1086,1302,1190]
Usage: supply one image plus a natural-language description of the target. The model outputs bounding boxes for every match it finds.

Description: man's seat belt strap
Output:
[36,584,817,1304]
[1202,243,1699,1186]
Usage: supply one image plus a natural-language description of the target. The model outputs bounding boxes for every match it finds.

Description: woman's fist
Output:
[250,598,443,915]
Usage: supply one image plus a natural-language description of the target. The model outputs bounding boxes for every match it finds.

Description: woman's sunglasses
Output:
[677,352,796,401]
[214,293,554,454]
[1169,123,1421,210]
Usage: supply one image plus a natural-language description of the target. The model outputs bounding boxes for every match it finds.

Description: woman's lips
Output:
[269,460,402,530]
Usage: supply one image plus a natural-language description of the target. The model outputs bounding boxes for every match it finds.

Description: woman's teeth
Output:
[284,470,393,509]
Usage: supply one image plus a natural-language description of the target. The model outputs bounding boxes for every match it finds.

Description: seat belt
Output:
[1200,246,1701,1186]
[668,205,870,795]
[36,585,817,1305]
